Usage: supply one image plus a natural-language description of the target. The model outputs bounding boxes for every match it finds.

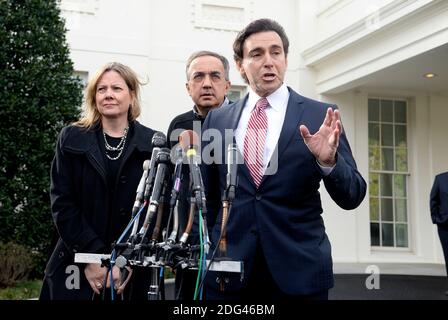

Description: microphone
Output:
[131,160,150,217]
[178,130,206,210]
[164,146,183,244]
[169,145,184,208]
[152,131,167,148]
[129,159,150,237]
[141,148,171,236]
[218,144,238,259]
[129,132,166,238]
[149,148,171,216]
[143,132,167,202]
[226,143,238,202]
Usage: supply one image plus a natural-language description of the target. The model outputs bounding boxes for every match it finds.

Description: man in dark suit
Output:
[201,18,366,300]
[167,50,231,300]
[430,171,448,295]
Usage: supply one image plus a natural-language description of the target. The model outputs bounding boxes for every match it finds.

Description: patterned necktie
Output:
[244,97,269,187]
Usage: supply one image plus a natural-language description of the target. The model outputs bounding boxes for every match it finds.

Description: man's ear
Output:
[236,60,246,79]
[186,82,191,96]
[225,80,231,92]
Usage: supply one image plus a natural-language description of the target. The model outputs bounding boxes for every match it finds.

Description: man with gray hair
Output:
[166,50,231,300]
[168,51,231,144]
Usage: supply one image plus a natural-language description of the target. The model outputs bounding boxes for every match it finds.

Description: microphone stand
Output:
[147,181,168,301]
[179,198,196,245]
[142,149,170,300]
[165,146,183,245]
[216,189,233,291]
[217,144,238,291]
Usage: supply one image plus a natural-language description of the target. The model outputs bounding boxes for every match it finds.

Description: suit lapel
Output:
[276,89,305,159]
[228,95,247,130]
[260,88,305,187]
[226,95,256,188]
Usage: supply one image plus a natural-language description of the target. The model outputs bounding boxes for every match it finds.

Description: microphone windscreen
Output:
[152,131,167,148]
[171,145,183,163]
[178,130,199,151]
[142,159,150,171]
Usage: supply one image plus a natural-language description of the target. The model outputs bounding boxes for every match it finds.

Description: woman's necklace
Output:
[103,126,129,160]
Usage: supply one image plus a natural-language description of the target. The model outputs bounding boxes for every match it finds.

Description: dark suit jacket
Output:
[430,172,448,225]
[201,87,366,296]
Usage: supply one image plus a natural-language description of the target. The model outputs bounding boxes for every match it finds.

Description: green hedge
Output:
[0,0,83,277]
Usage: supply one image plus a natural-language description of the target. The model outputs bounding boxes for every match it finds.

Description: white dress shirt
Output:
[235,83,334,176]
[235,84,289,173]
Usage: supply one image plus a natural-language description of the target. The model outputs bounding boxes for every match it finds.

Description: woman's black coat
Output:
[40,121,155,300]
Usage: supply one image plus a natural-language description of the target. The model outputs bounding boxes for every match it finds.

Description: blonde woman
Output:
[40,62,156,300]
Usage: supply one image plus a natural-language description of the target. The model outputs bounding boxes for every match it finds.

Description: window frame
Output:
[368,97,411,250]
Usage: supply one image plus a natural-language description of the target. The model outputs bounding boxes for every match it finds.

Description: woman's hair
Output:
[75,62,143,128]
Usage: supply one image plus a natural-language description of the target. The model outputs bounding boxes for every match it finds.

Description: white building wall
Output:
[301,0,448,93]
[319,90,448,264]
[319,92,363,262]
[62,0,152,124]
[430,95,448,176]
[429,94,448,262]
[298,0,448,265]
[313,0,395,44]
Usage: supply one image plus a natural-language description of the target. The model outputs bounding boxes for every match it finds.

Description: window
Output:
[73,71,88,88]
[368,98,409,248]
[227,85,246,103]
[194,0,247,32]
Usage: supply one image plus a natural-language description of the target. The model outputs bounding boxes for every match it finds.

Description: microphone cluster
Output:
[114,131,208,292]
[76,130,242,300]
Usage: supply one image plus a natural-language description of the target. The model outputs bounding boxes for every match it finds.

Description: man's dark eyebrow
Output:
[249,47,263,53]
[192,71,222,76]
[248,44,283,55]
[247,47,263,56]
[270,44,283,50]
